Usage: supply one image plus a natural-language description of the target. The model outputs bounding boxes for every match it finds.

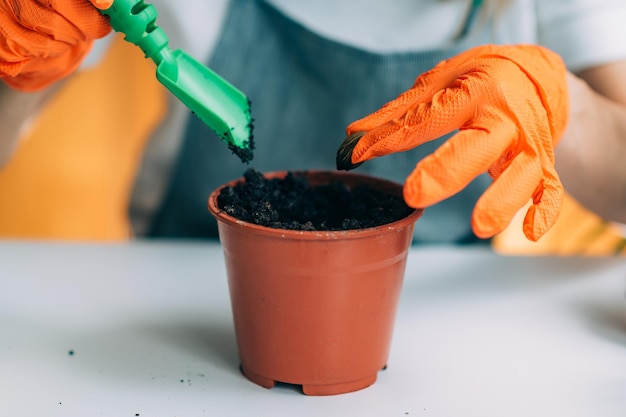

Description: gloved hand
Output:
[0,0,113,92]
[341,45,569,241]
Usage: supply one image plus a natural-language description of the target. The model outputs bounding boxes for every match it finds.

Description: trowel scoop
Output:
[100,0,254,163]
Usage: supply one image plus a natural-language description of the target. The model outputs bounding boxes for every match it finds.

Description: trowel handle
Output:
[101,0,177,78]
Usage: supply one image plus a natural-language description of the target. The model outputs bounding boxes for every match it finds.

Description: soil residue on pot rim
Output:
[216,168,414,231]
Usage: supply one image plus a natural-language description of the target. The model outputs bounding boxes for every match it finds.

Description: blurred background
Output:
[0,33,624,256]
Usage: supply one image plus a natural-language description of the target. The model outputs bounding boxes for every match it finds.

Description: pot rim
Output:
[208,170,424,241]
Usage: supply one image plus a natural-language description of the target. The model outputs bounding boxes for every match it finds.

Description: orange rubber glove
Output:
[0,0,113,92]
[345,45,569,241]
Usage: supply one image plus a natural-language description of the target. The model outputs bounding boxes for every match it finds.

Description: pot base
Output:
[241,366,379,396]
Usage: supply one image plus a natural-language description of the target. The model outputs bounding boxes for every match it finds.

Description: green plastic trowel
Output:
[100,0,254,163]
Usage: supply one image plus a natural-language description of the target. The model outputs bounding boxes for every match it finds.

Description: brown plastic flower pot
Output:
[208,171,423,395]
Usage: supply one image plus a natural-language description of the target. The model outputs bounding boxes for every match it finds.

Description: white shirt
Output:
[146,0,626,72]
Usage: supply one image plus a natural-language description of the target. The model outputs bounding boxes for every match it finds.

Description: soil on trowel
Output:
[216,168,413,231]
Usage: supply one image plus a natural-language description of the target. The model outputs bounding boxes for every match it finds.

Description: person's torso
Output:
[154,0,541,58]
[141,0,510,243]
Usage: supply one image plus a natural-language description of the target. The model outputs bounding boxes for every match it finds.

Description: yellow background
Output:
[0,34,165,240]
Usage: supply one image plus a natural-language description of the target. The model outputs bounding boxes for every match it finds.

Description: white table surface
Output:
[1,240,625,417]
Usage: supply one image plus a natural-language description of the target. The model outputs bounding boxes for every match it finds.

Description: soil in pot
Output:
[216,168,414,230]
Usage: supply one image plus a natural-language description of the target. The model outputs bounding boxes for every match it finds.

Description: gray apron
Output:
[148,0,494,244]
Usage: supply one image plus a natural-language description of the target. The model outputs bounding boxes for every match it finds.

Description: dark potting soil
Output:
[216,169,414,231]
